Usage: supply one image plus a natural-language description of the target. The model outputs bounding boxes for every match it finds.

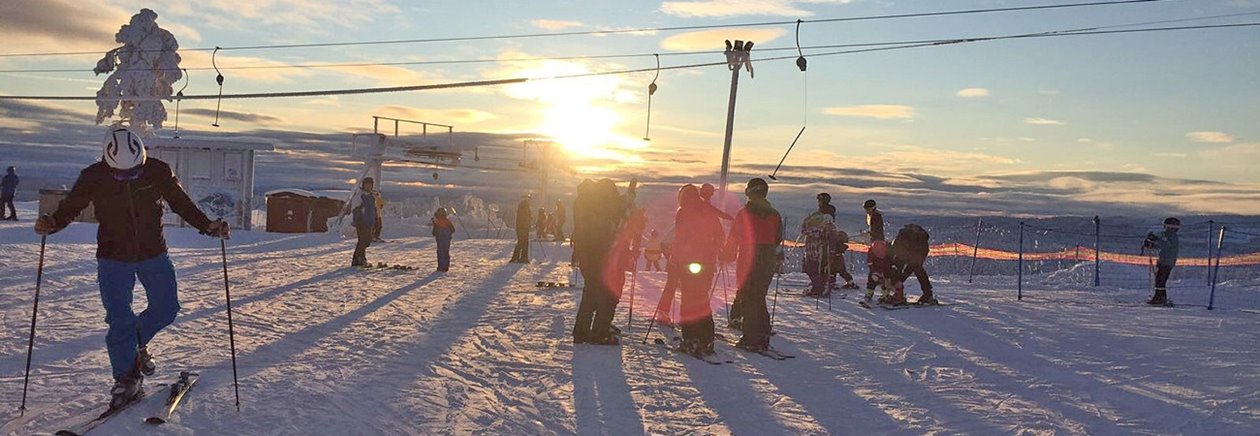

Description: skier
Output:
[821,204,857,291]
[722,178,782,353]
[34,127,230,410]
[431,207,455,272]
[509,194,531,263]
[372,188,386,242]
[886,224,934,306]
[348,177,379,267]
[861,199,891,301]
[643,229,663,272]
[536,207,550,240]
[623,208,648,271]
[801,197,843,297]
[553,198,567,241]
[698,183,735,221]
[572,180,623,345]
[675,184,726,355]
[1,166,17,220]
[1143,217,1181,306]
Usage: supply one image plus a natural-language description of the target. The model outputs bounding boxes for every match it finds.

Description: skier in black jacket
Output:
[35,127,229,410]
[510,194,532,263]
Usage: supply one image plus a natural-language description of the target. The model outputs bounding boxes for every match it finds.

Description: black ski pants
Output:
[679,263,716,346]
[1155,264,1173,290]
[352,225,373,266]
[511,231,530,262]
[0,194,14,220]
[738,245,776,348]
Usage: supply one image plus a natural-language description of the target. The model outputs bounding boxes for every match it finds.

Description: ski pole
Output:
[720,262,730,319]
[627,261,637,334]
[770,270,781,331]
[220,239,241,412]
[18,234,47,417]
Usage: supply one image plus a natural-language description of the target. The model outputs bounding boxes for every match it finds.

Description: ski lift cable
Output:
[6,11,1259,75]
[1,22,1257,102]
[0,0,1176,58]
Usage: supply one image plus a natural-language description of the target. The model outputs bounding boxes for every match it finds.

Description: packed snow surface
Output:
[2,216,1259,435]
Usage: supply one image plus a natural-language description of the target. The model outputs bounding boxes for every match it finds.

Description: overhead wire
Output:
[4,10,1257,75]
[1,22,1257,101]
[0,0,1177,58]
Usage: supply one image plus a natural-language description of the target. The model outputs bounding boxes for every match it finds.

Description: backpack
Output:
[891,224,930,266]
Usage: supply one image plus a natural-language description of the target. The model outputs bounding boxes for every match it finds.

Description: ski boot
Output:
[879,292,907,306]
[589,334,620,346]
[1147,288,1169,306]
[735,339,768,353]
[137,346,156,376]
[108,373,144,410]
[916,290,939,306]
[864,288,875,301]
[842,282,859,290]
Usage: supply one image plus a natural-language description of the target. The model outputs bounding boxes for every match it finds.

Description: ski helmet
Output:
[817,192,831,203]
[863,199,877,210]
[1163,217,1181,230]
[744,178,768,198]
[102,127,146,170]
[699,183,716,200]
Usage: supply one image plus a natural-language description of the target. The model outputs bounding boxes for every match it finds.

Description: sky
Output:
[0,0,1258,216]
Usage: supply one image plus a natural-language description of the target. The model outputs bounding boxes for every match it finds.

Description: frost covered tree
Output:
[94,8,182,137]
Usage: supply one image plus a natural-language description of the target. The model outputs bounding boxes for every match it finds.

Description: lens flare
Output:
[688,263,702,274]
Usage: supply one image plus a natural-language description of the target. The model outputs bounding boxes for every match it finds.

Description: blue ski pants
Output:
[98,253,180,379]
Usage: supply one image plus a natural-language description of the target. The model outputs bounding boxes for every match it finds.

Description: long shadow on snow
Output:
[773,298,1015,434]
[572,347,647,436]
[902,303,1260,433]
[0,266,361,375]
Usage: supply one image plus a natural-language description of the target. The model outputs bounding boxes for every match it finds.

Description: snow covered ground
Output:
[2,203,1259,434]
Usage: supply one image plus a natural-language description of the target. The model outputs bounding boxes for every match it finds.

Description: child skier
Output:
[643,229,663,272]
[862,199,890,301]
[1143,217,1180,306]
[431,207,455,272]
[35,127,230,410]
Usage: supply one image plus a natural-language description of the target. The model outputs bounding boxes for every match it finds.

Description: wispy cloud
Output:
[181,108,284,125]
[1023,117,1064,126]
[956,88,990,98]
[530,19,584,31]
[823,105,914,120]
[660,0,853,18]
[374,105,499,125]
[1186,131,1235,143]
[660,28,786,51]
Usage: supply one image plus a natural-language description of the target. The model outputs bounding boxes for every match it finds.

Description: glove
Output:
[34,215,57,235]
[205,220,231,239]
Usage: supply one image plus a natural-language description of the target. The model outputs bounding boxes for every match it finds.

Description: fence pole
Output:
[1018,221,1024,301]
[968,218,982,283]
[1093,216,1101,287]
[1208,226,1226,310]
[1206,220,1214,285]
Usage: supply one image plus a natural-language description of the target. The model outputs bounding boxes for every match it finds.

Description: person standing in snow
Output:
[34,127,229,410]
[886,224,934,306]
[674,184,725,355]
[862,199,891,301]
[348,177,379,267]
[722,178,782,353]
[1143,217,1181,306]
[553,198,567,242]
[820,204,857,291]
[643,229,663,272]
[510,194,532,263]
[431,207,455,272]
[1,166,18,220]
[572,180,623,345]
[372,188,386,242]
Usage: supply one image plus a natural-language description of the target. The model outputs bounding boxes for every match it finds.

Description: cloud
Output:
[956,88,990,98]
[1039,89,1062,95]
[127,0,402,32]
[823,105,914,120]
[181,108,284,125]
[1023,117,1064,126]
[1153,152,1187,158]
[373,105,499,125]
[0,1,154,55]
[660,28,786,51]
[660,0,853,18]
[530,19,584,31]
[1186,131,1235,143]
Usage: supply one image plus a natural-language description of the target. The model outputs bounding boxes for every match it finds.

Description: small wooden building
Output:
[265,189,345,233]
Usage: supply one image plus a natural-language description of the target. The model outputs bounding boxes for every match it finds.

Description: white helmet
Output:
[103,127,146,170]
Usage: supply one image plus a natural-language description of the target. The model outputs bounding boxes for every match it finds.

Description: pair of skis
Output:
[53,371,198,435]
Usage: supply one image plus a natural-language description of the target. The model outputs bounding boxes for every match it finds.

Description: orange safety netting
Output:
[781,241,1260,267]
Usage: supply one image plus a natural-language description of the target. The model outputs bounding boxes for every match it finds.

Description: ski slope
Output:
[2,213,1259,435]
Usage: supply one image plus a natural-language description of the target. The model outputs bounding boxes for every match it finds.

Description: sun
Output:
[503,60,639,161]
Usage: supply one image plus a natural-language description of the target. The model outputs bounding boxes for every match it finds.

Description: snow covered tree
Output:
[94,8,182,137]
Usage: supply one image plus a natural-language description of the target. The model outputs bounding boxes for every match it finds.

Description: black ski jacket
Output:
[49,159,213,262]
